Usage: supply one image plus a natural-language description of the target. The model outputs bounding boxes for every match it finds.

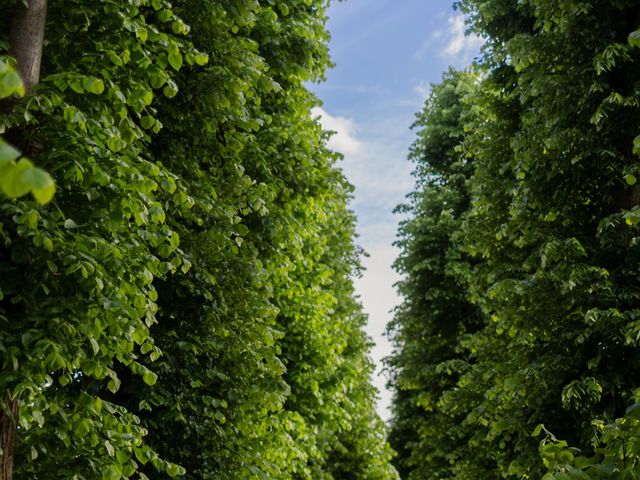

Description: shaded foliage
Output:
[389,1,640,478]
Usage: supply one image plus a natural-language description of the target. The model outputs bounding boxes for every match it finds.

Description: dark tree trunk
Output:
[9,0,48,92]
[0,395,19,480]
[2,3,48,478]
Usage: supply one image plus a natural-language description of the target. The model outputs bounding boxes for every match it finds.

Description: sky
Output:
[310,0,483,420]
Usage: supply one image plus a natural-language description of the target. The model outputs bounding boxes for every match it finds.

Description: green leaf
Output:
[20,166,56,204]
[132,324,147,343]
[69,77,84,93]
[121,127,136,145]
[104,465,122,480]
[90,337,100,355]
[134,447,150,465]
[21,332,35,347]
[166,463,186,478]
[150,71,167,89]
[194,52,209,66]
[0,140,21,163]
[32,410,45,427]
[142,370,158,386]
[74,419,91,437]
[625,173,637,186]
[108,51,123,66]
[0,158,33,198]
[629,29,640,48]
[22,210,38,229]
[82,76,105,95]
[107,376,121,393]
[64,218,79,229]
[32,181,55,204]
[104,440,115,457]
[0,61,25,98]
[136,28,148,43]
[107,135,125,152]
[168,45,183,70]
[140,115,156,129]
[141,341,154,354]
[531,424,544,437]
[162,80,178,98]
[20,167,51,189]
[115,450,129,465]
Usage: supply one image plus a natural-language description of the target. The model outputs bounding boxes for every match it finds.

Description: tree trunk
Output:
[2,3,48,477]
[0,395,19,480]
[9,0,48,92]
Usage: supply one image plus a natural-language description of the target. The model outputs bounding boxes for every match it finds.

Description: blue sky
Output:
[311,0,483,420]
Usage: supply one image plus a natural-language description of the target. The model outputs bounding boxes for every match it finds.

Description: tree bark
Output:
[9,0,48,92]
[0,394,19,480]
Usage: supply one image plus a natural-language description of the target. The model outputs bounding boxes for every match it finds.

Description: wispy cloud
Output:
[354,243,402,420]
[334,114,414,242]
[413,30,443,61]
[412,81,431,101]
[413,14,483,68]
[442,14,483,63]
[312,106,362,156]
[313,106,414,240]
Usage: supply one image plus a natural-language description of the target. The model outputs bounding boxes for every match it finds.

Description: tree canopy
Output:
[0,1,397,479]
[388,1,640,478]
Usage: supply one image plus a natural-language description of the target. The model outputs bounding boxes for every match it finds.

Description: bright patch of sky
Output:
[311,0,483,420]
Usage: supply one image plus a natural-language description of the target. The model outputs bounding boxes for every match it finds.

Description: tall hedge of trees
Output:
[0,1,397,479]
[389,1,640,479]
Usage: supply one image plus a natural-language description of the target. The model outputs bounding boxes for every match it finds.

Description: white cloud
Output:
[311,107,414,246]
[413,30,443,61]
[413,81,431,101]
[355,243,403,421]
[312,106,362,156]
[413,14,483,68]
[339,120,414,239]
[442,14,484,64]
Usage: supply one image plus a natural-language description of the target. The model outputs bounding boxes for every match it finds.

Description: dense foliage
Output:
[388,1,640,479]
[0,1,396,479]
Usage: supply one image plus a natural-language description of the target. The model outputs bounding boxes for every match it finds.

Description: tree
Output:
[387,69,487,479]
[0,1,396,479]
[388,1,640,478]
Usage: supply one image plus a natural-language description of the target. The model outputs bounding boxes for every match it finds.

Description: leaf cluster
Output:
[388,2,640,479]
[0,1,397,479]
